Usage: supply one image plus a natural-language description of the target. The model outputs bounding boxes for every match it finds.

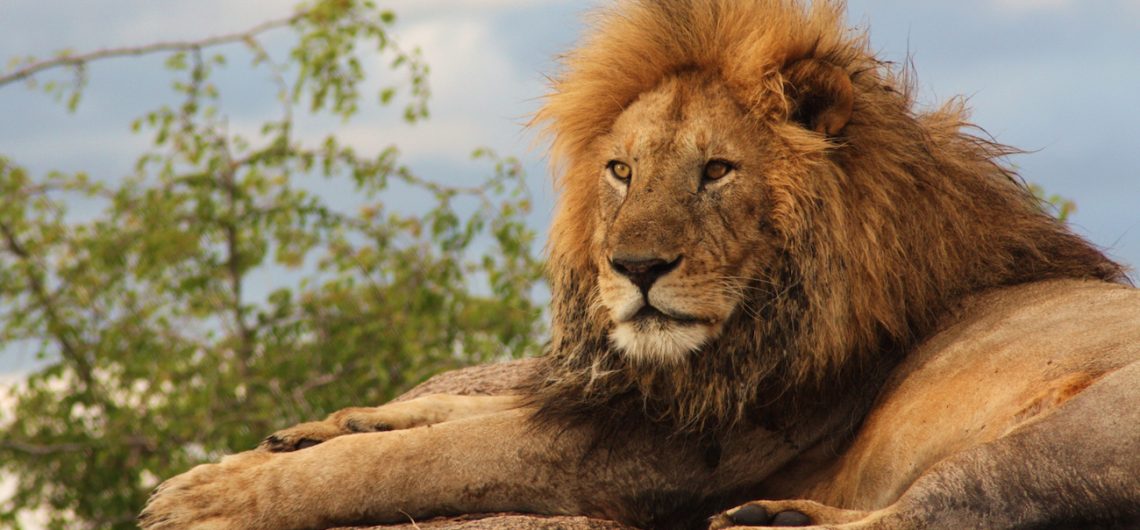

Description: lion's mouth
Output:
[610,302,721,361]
[628,305,706,326]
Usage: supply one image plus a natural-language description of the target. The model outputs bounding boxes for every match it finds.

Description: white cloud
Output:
[393,17,539,147]
[279,14,544,164]
[128,1,549,164]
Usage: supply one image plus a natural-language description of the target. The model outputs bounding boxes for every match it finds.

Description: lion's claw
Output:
[260,432,323,452]
[260,420,342,452]
[261,408,400,452]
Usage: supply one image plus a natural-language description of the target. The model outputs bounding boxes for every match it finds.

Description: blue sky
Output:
[1,0,1139,375]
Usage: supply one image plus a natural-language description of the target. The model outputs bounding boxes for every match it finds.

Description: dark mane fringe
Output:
[520,0,1128,436]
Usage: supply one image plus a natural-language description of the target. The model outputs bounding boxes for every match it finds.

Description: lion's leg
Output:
[261,394,521,452]
[709,360,1140,530]
[145,408,587,530]
[142,406,815,530]
[261,359,538,452]
[144,408,666,529]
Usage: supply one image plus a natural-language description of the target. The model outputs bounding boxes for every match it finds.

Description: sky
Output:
[1,0,1139,377]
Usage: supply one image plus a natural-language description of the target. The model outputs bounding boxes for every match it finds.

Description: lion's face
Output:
[593,74,784,364]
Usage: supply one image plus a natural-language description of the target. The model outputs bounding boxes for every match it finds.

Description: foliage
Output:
[1029,183,1077,222]
[0,1,545,528]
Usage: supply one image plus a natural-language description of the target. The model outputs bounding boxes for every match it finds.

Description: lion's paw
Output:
[709,500,870,529]
[140,451,276,530]
[261,406,400,452]
[261,419,355,452]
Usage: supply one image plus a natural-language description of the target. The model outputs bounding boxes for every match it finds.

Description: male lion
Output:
[141,1,1140,529]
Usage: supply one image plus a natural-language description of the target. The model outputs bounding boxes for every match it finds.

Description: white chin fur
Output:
[611,321,709,365]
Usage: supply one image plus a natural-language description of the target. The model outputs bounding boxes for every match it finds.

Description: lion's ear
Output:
[782,59,854,136]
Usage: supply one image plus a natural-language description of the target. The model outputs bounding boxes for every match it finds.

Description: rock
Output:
[392,358,538,402]
[343,513,634,529]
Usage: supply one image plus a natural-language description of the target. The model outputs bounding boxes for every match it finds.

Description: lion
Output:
[140,1,1140,529]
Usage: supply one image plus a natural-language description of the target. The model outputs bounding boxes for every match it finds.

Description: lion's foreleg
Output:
[144,408,585,529]
[144,407,739,530]
[261,394,521,452]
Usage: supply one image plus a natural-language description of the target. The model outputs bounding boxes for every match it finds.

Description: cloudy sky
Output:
[1,0,1138,376]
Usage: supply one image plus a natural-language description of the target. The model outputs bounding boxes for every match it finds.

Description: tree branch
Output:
[0,12,304,88]
[0,440,88,455]
[0,435,157,456]
[217,139,255,380]
[0,220,96,392]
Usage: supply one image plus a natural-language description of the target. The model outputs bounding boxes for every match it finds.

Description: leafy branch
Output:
[0,14,301,112]
[0,1,541,527]
[0,14,301,88]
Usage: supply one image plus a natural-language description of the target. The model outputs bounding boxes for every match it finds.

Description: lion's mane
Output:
[522,0,1126,435]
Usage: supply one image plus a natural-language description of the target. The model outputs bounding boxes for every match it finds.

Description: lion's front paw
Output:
[140,451,277,530]
[260,420,354,452]
[709,500,870,529]
[261,406,399,452]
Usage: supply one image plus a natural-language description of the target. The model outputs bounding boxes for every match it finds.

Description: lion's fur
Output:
[523,0,1127,434]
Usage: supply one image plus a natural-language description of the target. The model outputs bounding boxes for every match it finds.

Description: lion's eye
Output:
[703,160,734,181]
[608,161,633,182]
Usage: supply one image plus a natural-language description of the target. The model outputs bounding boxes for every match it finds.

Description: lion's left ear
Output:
[782,59,854,136]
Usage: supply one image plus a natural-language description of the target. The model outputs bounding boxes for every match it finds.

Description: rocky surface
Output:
[344,513,634,529]
[391,358,537,402]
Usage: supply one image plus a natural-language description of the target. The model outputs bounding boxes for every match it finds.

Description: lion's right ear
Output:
[782,59,854,136]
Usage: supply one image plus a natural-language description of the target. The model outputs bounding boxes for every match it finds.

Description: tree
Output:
[0,1,545,527]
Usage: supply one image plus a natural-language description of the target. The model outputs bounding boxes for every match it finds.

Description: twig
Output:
[219,139,255,379]
[0,13,304,88]
[0,435,155,456]
[0,440,88,455]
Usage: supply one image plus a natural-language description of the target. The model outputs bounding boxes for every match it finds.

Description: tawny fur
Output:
[523,0,1125,434]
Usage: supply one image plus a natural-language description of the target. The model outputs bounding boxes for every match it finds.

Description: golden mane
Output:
[524,0,1126,434]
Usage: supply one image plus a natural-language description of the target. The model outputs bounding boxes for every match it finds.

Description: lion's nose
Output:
[610,254,682,295]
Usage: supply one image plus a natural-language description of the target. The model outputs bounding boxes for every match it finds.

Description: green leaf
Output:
[379,87,395,105]
[0,2,542,526]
